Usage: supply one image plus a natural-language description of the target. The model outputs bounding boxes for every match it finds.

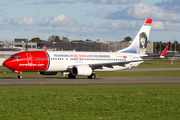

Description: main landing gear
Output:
[68,73,96,79]
[68,73,76,79]
[87,73,96,79]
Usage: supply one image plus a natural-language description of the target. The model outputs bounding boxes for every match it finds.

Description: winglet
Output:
[44,45,47,51]
[160,45,169,58]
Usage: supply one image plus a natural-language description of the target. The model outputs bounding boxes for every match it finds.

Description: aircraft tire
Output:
[88,73,96,79]
[91,74,96,79]
[18,75,22,79]
[68,73,76,79]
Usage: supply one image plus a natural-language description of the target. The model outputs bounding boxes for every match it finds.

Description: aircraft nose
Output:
[3,59,11,68]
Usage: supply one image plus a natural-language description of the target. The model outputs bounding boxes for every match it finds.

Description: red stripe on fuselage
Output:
[4,51,49,72]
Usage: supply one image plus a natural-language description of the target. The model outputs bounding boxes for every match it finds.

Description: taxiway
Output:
[0,77,180,86]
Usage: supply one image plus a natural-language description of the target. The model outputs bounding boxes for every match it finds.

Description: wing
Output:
[67,45,169,71]
[89,45,169,70]
[89,59,152,70]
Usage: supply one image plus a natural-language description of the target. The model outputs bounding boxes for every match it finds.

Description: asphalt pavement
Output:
[0,68,180,86]
[0,77,180,86]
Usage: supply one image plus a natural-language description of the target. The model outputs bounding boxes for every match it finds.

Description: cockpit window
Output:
[10,56,20,59]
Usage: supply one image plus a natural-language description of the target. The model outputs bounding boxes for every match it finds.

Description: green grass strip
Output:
[96,70,180,77]
[0,84,180,120]
[137,59,180,68]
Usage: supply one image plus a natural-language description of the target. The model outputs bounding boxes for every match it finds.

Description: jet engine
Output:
[71,66,92,76]
[39,72,58,75]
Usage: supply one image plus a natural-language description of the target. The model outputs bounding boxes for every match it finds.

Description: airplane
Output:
[2,19,169,79]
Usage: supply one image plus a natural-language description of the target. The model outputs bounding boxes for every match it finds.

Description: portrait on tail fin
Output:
[139,32,147,49]
[137,32,148,55]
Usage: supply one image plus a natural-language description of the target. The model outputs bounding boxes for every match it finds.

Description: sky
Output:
[0,0,180,42]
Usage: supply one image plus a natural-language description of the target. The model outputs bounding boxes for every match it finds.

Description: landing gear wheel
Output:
[91,74,96,79]
[87,73,96,79]
[68,73,76,79]
[18,74,22,79]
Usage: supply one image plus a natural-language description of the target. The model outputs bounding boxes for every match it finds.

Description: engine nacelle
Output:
[39,72,58,75]
[71,66,92,76]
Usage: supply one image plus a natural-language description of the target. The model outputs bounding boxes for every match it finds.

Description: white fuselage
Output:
[46,51,143,72]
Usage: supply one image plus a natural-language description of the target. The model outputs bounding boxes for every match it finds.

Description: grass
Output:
[96,70,180,77]
[0,84,180,120]
[0,69,11,72]
[0,59,180,119]
[137,59,180,68]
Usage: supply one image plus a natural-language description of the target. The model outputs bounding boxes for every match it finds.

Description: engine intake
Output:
[71,66,92,76]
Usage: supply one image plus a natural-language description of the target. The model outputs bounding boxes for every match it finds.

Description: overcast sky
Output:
[0,0,180,42]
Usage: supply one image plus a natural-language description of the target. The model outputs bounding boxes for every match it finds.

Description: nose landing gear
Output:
[18,74,22,79]
[14,70,23,79]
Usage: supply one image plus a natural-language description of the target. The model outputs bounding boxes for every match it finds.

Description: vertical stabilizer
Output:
[117,19,152,54]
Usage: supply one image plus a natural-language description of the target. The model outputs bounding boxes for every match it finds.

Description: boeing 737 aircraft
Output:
[3,19,169,79]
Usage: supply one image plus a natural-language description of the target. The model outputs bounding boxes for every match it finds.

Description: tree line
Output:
[29,35,69,43]
[29,36,132,43]
[154,41,180,53]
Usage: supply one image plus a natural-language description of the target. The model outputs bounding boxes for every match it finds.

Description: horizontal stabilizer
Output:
[160,45,169,58]
[140,45,169,59]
